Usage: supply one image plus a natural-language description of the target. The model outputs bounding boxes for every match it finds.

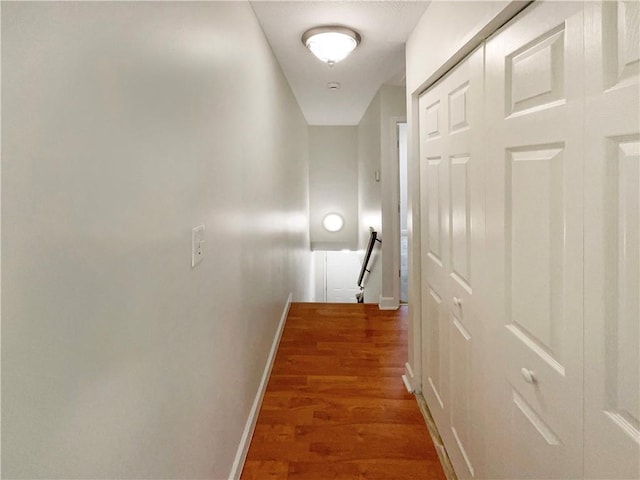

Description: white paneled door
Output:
[583,2,640,478]
[325,251,361,303]
[485,3,585,478]
[419,47,484,480]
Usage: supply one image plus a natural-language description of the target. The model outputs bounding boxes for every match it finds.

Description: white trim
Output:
[407,92,423,394]
[405,362,415,381]
[381,116,406,310]
[415,394,458,480]
[228,293,292,480]
[401,374,414,393]
[378,296,399,310]
[404,362,417,394]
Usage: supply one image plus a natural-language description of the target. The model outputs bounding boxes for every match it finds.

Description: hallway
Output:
[241,303,446,480]
[3,1,638,478]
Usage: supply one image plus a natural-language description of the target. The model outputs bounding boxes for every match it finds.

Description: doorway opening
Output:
[398,122,408,304]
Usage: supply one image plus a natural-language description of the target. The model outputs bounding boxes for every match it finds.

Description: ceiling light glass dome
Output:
[302,26,361,66]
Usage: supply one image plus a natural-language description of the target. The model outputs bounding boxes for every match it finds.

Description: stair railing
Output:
[356,228,382,303]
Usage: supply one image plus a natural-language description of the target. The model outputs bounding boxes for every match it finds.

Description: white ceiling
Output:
[250,1,430,125]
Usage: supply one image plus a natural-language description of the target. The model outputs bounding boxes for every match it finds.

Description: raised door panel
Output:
[484,3,585,478]
[450,155,471,291]
[448,82,469,134]
[450,315,474,477]
[507,25,565,115]
[508,387,566,480]
[603,0,640,89]
[425,100,442,141]
[425,287,445,409]
[584,3,640,476]
[507,145,565,361]
[608,138,639,437]
[427,157,444,264]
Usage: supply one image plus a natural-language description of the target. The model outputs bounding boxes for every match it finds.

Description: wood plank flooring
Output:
[241,303,446,480]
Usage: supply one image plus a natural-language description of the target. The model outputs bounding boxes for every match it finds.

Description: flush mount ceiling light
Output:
[302,26,361,67]
[322,213,344,232]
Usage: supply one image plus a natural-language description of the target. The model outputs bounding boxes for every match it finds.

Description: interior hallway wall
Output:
[358,90,383,303]
[357,85,406,305]
[379,85,407,308]
[308,126,358,250]
[1,2,310,478]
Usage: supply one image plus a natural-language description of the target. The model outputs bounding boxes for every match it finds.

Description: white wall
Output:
[357,85,405,306]
[404,0,524,390]
[357,90,383,303]
[357,92,382,249]
[308,126,358,250]
[379,86,406,308]
[1,3,310,479]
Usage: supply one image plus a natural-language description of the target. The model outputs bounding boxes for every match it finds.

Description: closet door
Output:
[583,2,640,478]
[484,3,585,478]
[419,47,484,479]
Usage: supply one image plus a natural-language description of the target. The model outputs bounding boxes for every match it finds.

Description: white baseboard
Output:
[402,374,414,393]
[404,362,416,392]
[415,393,457,480]
[378,296,399,310]
[228,293,292,480]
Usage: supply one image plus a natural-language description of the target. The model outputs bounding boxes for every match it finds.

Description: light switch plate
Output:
[192,224,205,267]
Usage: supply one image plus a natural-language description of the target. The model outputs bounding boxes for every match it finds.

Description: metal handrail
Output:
[357,228,382,288]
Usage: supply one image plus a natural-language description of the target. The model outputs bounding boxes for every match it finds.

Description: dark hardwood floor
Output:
[240,303,446,480]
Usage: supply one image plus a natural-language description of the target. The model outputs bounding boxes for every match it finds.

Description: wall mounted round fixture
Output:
[322,213,344,232]
[302,26,361,67]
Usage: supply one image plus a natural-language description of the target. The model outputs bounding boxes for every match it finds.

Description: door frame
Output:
[379,116,407,310]
[398,122,409,304]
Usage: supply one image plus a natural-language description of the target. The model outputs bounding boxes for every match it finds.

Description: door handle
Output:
[521,368,536,384]
[453,296,462,307]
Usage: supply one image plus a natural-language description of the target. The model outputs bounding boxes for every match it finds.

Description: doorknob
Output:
[453,297,462,307]
[521,368,536,384]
